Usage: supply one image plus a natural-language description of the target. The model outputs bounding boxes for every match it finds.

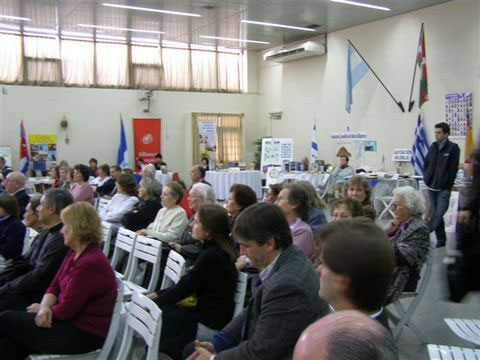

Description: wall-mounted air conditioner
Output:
[263,41,326,63]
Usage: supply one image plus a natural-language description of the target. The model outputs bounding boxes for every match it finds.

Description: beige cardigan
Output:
[145,205,188,242]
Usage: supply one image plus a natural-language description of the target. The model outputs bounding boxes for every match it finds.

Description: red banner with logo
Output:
[132,118,161,171]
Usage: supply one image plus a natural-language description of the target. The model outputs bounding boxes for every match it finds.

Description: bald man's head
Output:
[293,310,397,360]
[4,171,26,194]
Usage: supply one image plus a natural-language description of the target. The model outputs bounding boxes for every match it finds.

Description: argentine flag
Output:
[345,42,369,114]
[117,117,129,169]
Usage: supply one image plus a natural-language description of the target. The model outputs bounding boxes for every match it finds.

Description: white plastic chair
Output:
[160,250,186,290]
[375,195,395,221]
[427,344,480,359]
[96,198,110,215]
[123,236,163,298]
[233,272,248,317]
[23,228,39,256]
[100,221,113,257]
[386,239,434,342]
[29,278,124,360]
[111,228,137,280]
[117,292,163,360]
[444,318,480,345]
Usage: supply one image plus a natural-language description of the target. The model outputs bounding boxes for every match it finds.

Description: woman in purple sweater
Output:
[0,202,117,359]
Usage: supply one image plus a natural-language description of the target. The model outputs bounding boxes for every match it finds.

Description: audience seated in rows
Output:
[88,157,98,177]
[225,183,257,229]
[3,171,29,217]
[346,175,376,220]
[190,165,211,188]
[0,202,117,358]
[186,203,329,360]
[70,164,93,204]
[21,195,45,254]
[0,189,73,313]
[177,179,193,218]
[384,186,430,304]
[149,204,237,359]
[92,164,116,197]
[138,181,188,242]
[276,183,315,260]
[60,167,73,191]
[154,153,167,170]
[331,197,364,221]
[121,177,162,232]
[142,163,156,180]
[99,173,138,223]
[264,183,282,204]
[48,166,63,189]
[316,218,394,328]
[170,182,216,265]
[293,310,398,360]
[0,195,26,260]
[105,165,122,198]
[298,180,328,232]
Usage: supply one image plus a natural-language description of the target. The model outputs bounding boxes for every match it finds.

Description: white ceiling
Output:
[0,0,451,50]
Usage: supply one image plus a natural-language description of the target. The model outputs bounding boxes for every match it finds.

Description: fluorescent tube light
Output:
[241,20,315,32]
[78,24,164,34]
[0,15,31,21]
[102,3,201,17]
[329,0,390,11]
[200,35,269,45]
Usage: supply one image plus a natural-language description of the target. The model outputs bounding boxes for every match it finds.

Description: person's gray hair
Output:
[191,183,216,204]
[43,188,74,215]
[327,325,398,360]
[140,177,162,199]
[143,164,156,178]
[392,186,424,215]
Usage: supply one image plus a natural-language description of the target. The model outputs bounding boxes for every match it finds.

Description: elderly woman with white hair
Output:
[384,186,430,303]
[169,182,216,264]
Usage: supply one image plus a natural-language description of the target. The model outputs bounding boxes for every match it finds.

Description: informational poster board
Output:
[260,138,293,174]
[29,134,57,171]
[445,92,472,139]
[132,118,161,169]
[197,119,217,162]
[0,146,12,166]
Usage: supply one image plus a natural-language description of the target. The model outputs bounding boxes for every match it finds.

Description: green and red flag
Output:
[416,26,428,108]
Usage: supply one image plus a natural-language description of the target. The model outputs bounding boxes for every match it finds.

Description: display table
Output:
[205,170,262,200]
[155,171,173,186]
[282,172,329,188]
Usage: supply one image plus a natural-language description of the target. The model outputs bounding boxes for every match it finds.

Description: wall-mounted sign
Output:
[392,148,413,162]
[330,132,368,141]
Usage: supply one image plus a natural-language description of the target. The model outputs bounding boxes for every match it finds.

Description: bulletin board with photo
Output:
[445,92,472,139]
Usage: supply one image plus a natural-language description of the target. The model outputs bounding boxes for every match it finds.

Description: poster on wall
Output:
[445,92,472,138]
[260,138,293,174]
[132,118,161,170]
[197,119,217,163]
[29,134,57,172]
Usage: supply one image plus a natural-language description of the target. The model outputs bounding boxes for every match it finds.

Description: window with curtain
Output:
[0,31,243,92]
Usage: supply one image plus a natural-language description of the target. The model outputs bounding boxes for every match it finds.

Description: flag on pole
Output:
[311,123,318,162]
[416,25,428,108]
[411,114,429,176]
[345,42,369,113]
[117,115,129,168]
[19,120,29,174]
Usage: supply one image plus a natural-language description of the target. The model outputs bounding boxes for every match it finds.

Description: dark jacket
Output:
[121,197,162,232]
[14,189,30,218]
[0,216,25,260]
[424,138,460,190]
[96,178,116,197]
[0,223,67,300]
[307,207,327,232]
[155,243,237,330]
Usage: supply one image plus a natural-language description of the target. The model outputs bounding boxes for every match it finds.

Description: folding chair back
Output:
[117,292,163,360]
[161,250,186,289]
[233,272,248,317]
[110,228,137,279]
[97,198,110,214]
[22,228,39,256]
[444,318,480,346]
[123,236,163,297]
[101,221,113,257]
[427,344,480,360]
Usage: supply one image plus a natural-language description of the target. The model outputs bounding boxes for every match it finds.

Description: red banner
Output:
[132,118,161,171]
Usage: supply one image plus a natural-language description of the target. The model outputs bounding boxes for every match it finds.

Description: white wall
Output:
[257,0,480,170]
[0,85,259,180]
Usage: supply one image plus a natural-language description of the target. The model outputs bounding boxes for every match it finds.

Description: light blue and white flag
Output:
[345,42,369,113]
[117,116,129,169]
[411,114,429,176]
[311,123,318,162]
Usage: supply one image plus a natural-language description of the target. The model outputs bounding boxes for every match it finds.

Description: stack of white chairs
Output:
[110,228,137,280]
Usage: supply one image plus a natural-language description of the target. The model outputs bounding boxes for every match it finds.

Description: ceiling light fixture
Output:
[0,14,31,21]
[102,3,201,17]
[329,0,390,11]
[78,24,164,34]
[200,35,269,44]
[241,20,315,32]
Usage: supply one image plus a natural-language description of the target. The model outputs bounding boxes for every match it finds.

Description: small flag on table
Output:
[19,120,29,174]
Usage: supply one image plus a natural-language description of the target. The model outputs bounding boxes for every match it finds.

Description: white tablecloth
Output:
[283,172,329,188]
[205,171,262,200]
[154,171,172,186]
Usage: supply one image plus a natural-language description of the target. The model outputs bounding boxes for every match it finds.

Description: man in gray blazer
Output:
[187,203,330,360]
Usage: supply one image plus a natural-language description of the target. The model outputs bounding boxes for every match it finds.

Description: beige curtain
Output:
[217,114,242,163]
[162,46,190,90]
[0,34,22,83]
[131,45,163,89]
[96,42,128,87]
[191,50,217,91]
[24,36,61,84]
[62,39,94,86]
[218,52,240,92]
